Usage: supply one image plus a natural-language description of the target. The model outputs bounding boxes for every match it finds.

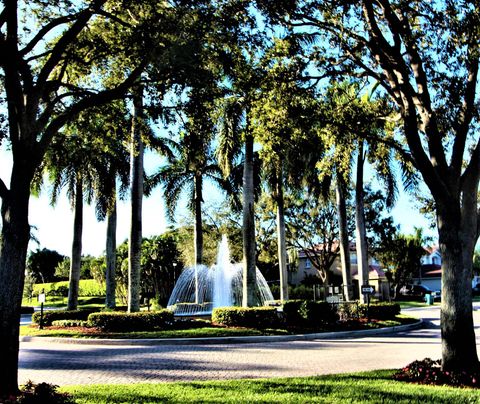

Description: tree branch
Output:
[451,39,479,177]
[38,61,147,160]
[36,0,106,94]
[20,14,78,56]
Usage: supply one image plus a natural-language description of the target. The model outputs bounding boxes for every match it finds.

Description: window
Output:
[305,259,311,269]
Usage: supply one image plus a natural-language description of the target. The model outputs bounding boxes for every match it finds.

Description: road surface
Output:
[18,303,480,386]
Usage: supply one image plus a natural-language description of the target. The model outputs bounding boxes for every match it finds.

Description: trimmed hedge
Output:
[87,310,174,332]
[358,302,401,320]
[51,320,89,327]
[282,300,338,326]
[282,300,305,325]
[212,307,279,328]
[32,309,96,326]
[299,300,338,324]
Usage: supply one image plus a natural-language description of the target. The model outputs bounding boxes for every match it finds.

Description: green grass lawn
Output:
[20,325,287,339]
[62,370,480,403]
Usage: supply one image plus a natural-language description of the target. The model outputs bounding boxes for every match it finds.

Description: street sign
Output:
[361,285,375,294]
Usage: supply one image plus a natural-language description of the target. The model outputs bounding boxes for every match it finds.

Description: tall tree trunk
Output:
[242,132,256,307]
[0,173,31,397]
[105,197,117,309]
[437,196,479,370]
[336,175,352,301]
[128,86,144,313]
[355,141,369,303]
[67,175,83,310]
[193,173,203,303]
[275,169,289,302]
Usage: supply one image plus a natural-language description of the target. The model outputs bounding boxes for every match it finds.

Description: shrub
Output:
[393,358,480,388]
[358,302,400,320]
[282,300,338,326]
[299,301,338,325]
[212,307,279,328]
[87,310,174,332]
[32,309,95,326]
[282,300,305,325]
[13,381,75,404]
[51,320,89,327]
[337,302,361,321]
[289,284,314,300]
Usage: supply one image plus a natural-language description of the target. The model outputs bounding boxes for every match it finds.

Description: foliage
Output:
[282,300,338,326]
[32,309,96,326]
[26,248,65,283]
[358,303,401,321]
[87,310,174,332]
[31,280,105,298]
[114,234,183,306]
[288,285,314,300]
[377,229,428,297]
[337,302,361,321]
[281,300,305,325]
[212,307,279,328]
[299,301,339,325]
[51,320,89,328]
[393,358,480,388]
[9,381,75,404]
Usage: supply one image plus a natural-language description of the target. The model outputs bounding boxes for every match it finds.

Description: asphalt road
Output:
[18,303,480,386]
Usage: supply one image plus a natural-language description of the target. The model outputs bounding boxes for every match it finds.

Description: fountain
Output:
[167,235,274,316]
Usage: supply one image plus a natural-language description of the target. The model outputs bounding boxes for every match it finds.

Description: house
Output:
[290,243,390,301]
[412,246,442,291]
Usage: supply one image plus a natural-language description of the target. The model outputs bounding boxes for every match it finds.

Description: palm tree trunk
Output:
[128,86,144,313]
[67,175,83,310]
[336,175,352,301]
[275,168,289,302]
[242,132,257,307]
[355,141,369,303]
[0,174,31,397]
[193,173,203,303]
[105,197,117,309]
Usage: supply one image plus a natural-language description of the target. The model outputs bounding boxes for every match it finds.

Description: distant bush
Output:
[289,285,314,300]
[282,300,305,325]
[299,300,338,324]
[358,302,400,320]
[51,320,89,327]
[88,310,174,332]
[212,307,279,328]
[337,302,361,321]
[32,279,105,299]
[282,300,338,326]
[32,309,95,326]
[21,306,35,314]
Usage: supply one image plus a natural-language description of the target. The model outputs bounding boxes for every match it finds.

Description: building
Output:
[290,243,390,301]
[412,246,442,291]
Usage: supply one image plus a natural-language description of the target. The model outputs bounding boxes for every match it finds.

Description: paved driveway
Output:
[18,304,480,386]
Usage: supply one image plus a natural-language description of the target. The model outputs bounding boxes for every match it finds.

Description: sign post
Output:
[38,289,46,330]
[361,285,375,322]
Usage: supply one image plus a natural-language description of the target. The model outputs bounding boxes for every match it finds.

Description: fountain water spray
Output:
[167,235,273,316]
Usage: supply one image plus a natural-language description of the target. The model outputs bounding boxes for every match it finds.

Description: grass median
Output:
[62,370,480,403]
[20,315,418,339]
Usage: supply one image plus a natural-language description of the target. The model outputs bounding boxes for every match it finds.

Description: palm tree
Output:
[128,85,144,313]
[43,133,97,310]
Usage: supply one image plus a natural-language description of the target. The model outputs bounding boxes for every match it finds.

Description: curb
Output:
[20,319,423,346]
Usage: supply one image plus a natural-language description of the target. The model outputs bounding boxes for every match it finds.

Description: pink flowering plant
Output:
[394,358,479,388]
